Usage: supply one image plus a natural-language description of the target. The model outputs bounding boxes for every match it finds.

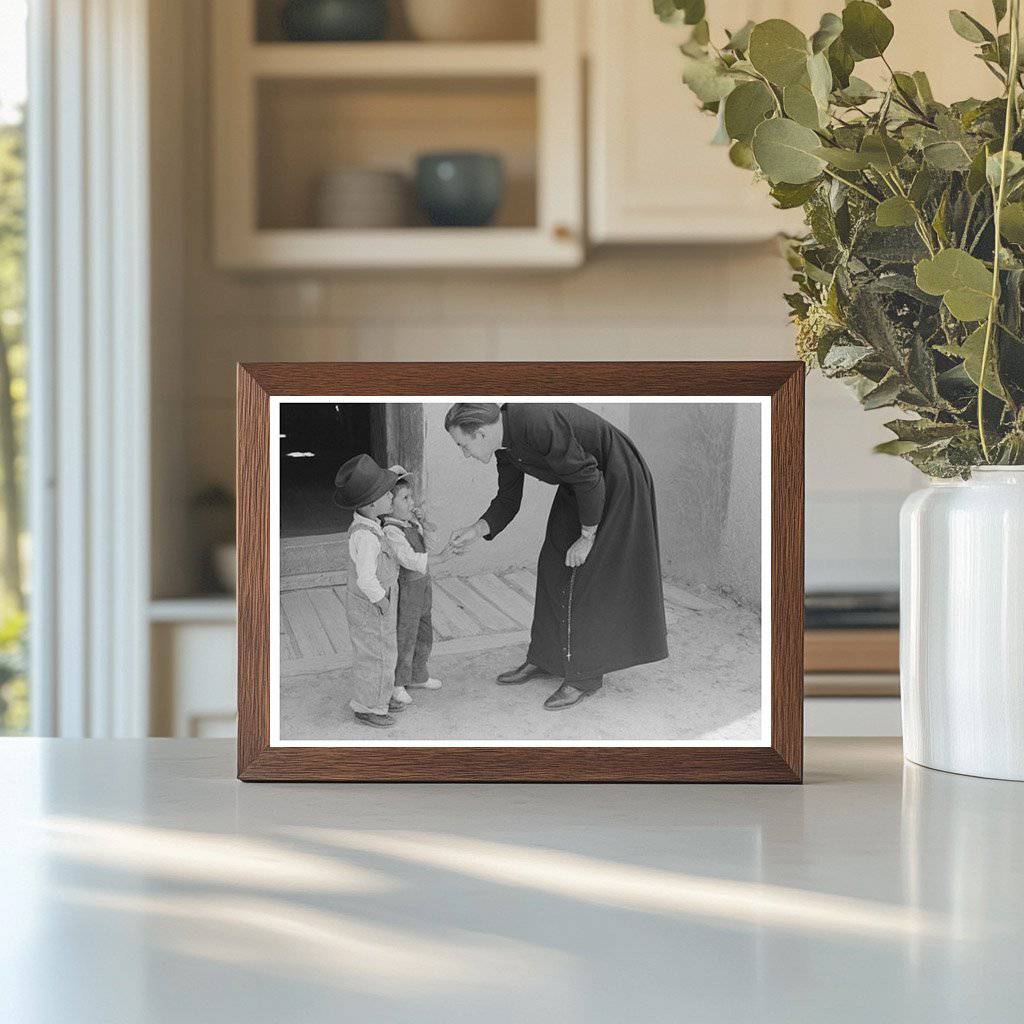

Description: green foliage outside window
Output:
[0,110,28,733]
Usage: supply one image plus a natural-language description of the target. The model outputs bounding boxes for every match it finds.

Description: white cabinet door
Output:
[588,1,1002,244]
[588,1,815,243]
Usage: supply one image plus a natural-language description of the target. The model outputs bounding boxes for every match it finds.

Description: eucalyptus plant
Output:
[659,0,1024,475]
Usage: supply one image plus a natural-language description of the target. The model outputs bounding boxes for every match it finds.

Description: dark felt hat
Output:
[333,454,401,511]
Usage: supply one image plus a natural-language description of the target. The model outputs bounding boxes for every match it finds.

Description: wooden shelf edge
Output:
[150,598,237,624]
[248,41,544,79]
[217,227,583,270]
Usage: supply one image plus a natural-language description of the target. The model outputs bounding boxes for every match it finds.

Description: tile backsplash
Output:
[165,246,918,595]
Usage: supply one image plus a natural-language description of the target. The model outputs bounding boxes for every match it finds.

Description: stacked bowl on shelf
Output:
[314,154,505,229]
[403,0,534,41]
[314,168,409,229]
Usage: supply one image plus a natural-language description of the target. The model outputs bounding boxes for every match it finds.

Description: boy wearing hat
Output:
[335,454,406,729]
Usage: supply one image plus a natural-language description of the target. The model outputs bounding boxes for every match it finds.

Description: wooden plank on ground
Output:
[281,591,333,659]
[280,570,347,592]
[307,586,352,659]
[426,594,459,640]
[466,572,535,628]
[505,569,537,600]
[281,652,348,677]
[435,576,517,632]
[661,582,725,613]
[429,584,479,638]
[434,630,531,656]
[279,633,296,662]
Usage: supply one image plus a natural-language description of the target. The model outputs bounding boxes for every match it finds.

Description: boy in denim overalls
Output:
[380,474,452,704]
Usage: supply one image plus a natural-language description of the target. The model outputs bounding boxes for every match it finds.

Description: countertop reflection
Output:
[1,738,1021,1023]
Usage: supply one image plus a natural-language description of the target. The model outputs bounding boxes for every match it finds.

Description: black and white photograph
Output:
[269,397,769,746]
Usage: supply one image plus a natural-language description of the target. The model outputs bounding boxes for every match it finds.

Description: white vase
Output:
[900,467,1024,781]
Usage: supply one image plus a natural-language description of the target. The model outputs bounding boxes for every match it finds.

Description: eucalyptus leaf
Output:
[807,51,833,111]
[912,71,935,105]
[875,196,918,228]
[842,1,894,60]
[711,105,731,145]
[827,35,855,89]
[986,150,1024,190]
[914,249,994,321]
[769,179,821,209]
[999,202,1024,242]
[923,141,973,171]
[909,165,936,205]
[724,20,755,53]
[948,10,993,44]
[862,375,902,409]
[884,419,964,443]
[967,142,994,193]
[752,117,827,184]
[860,133,905,173]
[748,19,809,87]
[783,83,822,129]
[682,55,737,103]
[728,140,758,169]
[814,146,872,170]
[653,0,705,25]
[810,12,843,54]
[958,324,1007,398]
[874,439,921,455]
[723,81,775,143]
[836,76,878,105]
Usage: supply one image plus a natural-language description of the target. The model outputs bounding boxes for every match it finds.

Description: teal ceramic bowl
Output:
[415,152,505,227]
[281,0,388,42]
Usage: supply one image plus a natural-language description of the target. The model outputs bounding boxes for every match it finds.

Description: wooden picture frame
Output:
[237,362,804,782]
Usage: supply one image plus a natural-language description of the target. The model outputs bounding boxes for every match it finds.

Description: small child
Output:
[379,471,452,704]
[334,453,408,729]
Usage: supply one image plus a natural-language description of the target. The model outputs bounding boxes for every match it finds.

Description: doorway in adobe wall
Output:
[279,401,424,581]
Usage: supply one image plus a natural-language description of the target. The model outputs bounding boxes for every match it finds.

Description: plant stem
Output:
[979,0,1021,462]
[880,54,929,119]
[821,167,879,203]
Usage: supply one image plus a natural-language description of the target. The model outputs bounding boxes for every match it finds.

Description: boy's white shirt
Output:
[348,511,388,603]
[381,515,429,575]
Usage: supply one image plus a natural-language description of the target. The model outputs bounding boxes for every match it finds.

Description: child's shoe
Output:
[388,697,408,712]
[391,685,413,704]
[354,712,395,728]
[409,678,442,689]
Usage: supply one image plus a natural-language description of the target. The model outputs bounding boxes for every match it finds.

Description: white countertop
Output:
[2,738,1021,1023]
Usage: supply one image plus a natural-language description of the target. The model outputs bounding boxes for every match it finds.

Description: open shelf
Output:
[257,76,537,232]
[213,0,581,268]
[254,0,538,45]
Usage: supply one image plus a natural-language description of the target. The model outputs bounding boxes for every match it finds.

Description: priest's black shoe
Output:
[544,679,603,710]
[496,661,551,685]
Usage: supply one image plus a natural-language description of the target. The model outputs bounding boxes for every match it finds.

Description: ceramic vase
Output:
[900,467,1024,781]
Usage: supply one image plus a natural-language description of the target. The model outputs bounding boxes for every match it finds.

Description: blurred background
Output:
[0,0,999,740]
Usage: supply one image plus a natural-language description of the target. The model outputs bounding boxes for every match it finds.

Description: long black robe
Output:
[479,403,668,684]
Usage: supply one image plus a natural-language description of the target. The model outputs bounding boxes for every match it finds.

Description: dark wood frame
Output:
[237,362,804,782]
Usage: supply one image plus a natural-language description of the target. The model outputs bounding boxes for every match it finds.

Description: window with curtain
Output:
[0,0,28,734]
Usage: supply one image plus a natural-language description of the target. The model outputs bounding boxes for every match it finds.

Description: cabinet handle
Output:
[553,224,574,241]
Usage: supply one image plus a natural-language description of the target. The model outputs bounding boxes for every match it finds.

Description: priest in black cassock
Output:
[447,402,668,709]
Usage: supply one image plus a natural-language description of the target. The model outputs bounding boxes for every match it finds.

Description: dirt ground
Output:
[279,591,762,743]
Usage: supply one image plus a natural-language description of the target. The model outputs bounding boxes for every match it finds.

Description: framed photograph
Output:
[237,362,804,782]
